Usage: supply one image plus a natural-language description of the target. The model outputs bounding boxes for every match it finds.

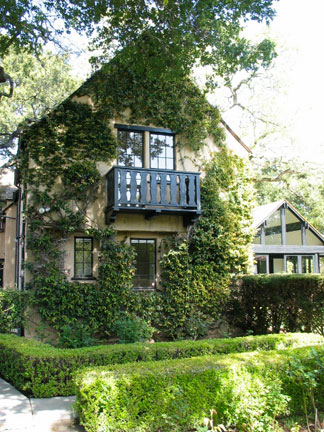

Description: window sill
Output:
[132,287,156,292]
[71,277,97,281]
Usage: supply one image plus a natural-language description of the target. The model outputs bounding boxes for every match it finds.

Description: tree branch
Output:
[253,168,295,184]
[0,66,14,99]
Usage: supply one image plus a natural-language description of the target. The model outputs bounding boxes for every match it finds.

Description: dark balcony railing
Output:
[106,166,201,224]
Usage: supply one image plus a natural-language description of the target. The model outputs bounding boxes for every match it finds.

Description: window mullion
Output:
[144,131,150,169]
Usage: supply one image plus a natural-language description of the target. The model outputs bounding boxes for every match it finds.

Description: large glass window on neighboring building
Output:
[265,210,282,245]
[117,129,144,167]
[286,255,298,273]
[253,228,262,245]
[306,228,323,246]
[302,256,314,273]
[255,255,267,273]
[131,239,156,289]
[285,209,302,245]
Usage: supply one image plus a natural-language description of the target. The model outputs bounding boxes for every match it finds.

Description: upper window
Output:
[150,133,174,170]
[117,130,143,168]
[74,237,93,279]
[285,209,302,245]
[131,239,156,290]
[265,210,282,245]
[116,125,175,170]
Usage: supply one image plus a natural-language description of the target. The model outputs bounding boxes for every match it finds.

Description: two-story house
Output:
[1,58,251,299]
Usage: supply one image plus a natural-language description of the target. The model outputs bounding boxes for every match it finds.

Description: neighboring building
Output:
[252,199,324,274]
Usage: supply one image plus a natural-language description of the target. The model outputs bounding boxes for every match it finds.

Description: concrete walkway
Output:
[0,379,84,432]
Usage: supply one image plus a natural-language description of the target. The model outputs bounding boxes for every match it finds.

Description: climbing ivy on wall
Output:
[160,150,255,338]
[20,45,253,340]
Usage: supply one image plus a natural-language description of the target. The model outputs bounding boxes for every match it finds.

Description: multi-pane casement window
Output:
[74,237,93,279]
[116,125,175,170]
[130,239,156,289]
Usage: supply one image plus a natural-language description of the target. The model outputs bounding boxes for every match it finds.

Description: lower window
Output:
[302,255,313,273]
[131,239,156,289]
[286,256,298,273]
[254,255,267,274]
[74,237,93,278]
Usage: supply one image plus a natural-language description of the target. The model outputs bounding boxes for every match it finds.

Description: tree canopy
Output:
[1,1,278,83]
[0,49,81,158]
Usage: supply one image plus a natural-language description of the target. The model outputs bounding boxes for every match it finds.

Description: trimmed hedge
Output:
[229,274,324,334]
[75,345,324,432]
[0,332,323,397]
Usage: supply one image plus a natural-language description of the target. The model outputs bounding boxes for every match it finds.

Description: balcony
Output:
[105,166,202,225]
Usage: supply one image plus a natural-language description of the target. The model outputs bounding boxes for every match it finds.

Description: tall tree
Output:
[1,1,278,83]
[0,49,81,158]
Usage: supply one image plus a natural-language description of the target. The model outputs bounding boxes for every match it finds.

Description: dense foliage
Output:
[75,344,324,432]
[1,1,277,81]
[160,151,254,338]
[0,332,321,397]
[0,49,81,156]
[0,289,28,333]
[228,274,324,335]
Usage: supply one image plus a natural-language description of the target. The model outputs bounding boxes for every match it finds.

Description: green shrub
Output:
[75,345,324,432]
[0,290,29,333]
[114,313,155,343]
[229,274,324,335]
[57,322,95,348]
[0,332,322,397]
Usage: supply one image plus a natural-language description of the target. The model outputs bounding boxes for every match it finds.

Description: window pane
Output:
[75,263,84,278]
[150,133,174,170]
[273,258,284,273]
[131,239,156,289]
[118,130,143,167]
[255,255,267,274]
[286,256,298,273]
[83,239,92,250]
[302,256,313,273]
[320,257,324,274]
[83,263,92,277]
[253,228,261,245]
[166,159,174,170]
[265,210,282,245]
[285,209,302,245]
[306,229,323,246]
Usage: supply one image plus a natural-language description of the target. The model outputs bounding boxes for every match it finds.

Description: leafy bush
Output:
[0,290,29,333]
[75,345,324,432]
[229,274,324,334]
[57,322,95,348]
[114,313,155,343]
[159,152,254,339]
[0,332,321,397]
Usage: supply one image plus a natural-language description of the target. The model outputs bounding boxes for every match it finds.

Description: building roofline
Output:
[220,118,252,154]
[254,199,324,244]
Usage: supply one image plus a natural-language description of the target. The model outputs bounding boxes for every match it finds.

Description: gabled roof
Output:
[252,199,285,228]
[253,199,324,243]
